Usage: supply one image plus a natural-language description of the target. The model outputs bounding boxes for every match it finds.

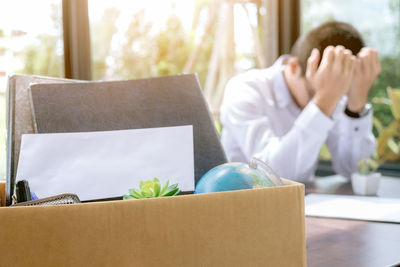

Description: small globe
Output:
[195,161,276,194]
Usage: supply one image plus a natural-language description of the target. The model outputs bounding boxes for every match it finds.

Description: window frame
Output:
[62,0,91,80]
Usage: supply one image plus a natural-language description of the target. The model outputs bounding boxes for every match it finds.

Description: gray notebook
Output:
[6,74,78,206]
[29,73,227,184]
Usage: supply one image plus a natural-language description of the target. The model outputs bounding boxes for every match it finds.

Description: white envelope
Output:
[305,193,400,223]
[16,125,194,201]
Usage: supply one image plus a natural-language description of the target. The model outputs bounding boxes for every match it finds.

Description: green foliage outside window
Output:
[375,87,400,163]
[90,4,217,89]
[16,3,64,77]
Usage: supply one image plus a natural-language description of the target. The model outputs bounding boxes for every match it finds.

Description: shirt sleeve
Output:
[220,79,335,182]
[326,106,376,179]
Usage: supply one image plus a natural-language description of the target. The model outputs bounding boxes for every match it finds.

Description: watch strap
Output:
[345,104,371,118]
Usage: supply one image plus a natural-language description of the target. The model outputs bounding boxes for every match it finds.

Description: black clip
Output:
[16,180,32,203]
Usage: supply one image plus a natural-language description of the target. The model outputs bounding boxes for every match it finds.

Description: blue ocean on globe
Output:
[195,162,275,194]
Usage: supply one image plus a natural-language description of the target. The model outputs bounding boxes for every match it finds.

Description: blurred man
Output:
[220,21,381,182]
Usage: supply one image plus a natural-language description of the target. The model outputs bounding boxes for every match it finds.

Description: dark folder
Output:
[29,73,227,184]
[6,74,77,206]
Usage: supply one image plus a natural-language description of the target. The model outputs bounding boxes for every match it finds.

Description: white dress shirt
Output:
[220,56,376,182]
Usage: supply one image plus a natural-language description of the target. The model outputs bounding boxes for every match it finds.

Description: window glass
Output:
[0,0,64,179]
[88,0,262,114]
[302,0,400,165]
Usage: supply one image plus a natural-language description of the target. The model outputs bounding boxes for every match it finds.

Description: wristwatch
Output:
[344,103,371,118]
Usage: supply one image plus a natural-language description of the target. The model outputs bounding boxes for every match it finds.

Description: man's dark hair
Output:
[291,21,365,75]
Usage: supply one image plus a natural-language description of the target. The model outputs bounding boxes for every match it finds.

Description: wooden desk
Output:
[305,175,400,267]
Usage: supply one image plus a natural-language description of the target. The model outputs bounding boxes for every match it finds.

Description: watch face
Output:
[360,104,372,117]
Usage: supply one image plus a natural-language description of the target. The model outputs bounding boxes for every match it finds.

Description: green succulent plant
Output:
[357,158,379,175]
[123,178,180,200]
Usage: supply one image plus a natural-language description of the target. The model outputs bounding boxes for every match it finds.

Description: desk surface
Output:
[305,175,400,267]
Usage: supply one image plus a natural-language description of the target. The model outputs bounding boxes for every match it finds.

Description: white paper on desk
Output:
[305,194,400,223]
[16,125,195,201]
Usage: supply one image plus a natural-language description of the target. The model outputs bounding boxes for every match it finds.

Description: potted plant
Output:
[123,178,180,200]
[351,158,381,196]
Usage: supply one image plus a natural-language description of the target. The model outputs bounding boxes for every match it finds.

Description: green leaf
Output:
[372,97,391,105]
[161,187,180,197]
[388,138,400,154]
[159,180,170,195]
[172,189,180,196]
[129,189,137,196]
[142,181,154,190]
[373,116,384,136]
[130,189,144,199]
[167,184,178,191]
[154,180,161,197]
[387,87,400,119]
[141,189,154,198]
[123,195,135,200]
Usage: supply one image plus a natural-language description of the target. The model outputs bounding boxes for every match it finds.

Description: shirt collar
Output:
[271,55,292,108]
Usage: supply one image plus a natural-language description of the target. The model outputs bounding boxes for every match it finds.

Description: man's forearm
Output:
[254,101,334,182]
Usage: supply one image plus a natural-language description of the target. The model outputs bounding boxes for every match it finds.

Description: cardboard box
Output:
[0,181,5,207]
[0,179,305,267]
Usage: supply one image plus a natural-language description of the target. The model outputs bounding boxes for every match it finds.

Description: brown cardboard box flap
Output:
[0,180,305,267]
[0,181,5,207]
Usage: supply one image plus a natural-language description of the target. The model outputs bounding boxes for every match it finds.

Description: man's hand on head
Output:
[347,48,381,112]
[306,45,356,117]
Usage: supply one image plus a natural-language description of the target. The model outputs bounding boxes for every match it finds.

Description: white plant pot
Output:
[351,172,381,196]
